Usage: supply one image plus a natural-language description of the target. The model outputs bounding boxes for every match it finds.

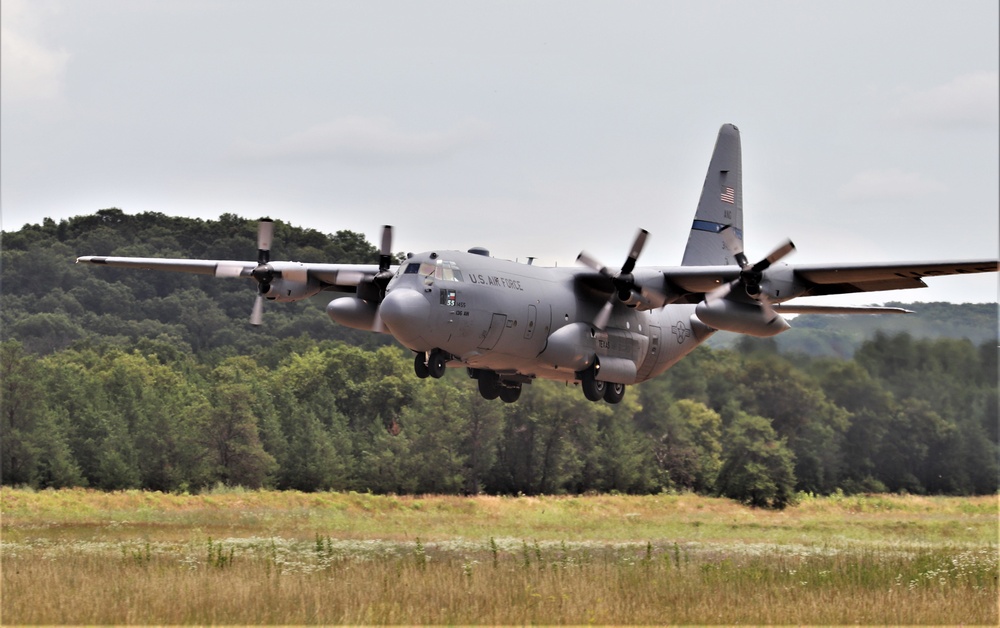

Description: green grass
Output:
[2,488,997,624]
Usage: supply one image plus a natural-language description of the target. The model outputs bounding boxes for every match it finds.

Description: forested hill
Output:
[2,208,395,357]
[709,302,997,358]
[2,210,997,501]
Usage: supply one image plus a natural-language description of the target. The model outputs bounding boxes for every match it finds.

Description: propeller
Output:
[249,219,275,326]
[352,225,396,304]
[374,225,394,291]
[577,228,664,329]
[708,227,796,318]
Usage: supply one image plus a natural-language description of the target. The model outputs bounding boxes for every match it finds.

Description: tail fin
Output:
[681,123,744,266]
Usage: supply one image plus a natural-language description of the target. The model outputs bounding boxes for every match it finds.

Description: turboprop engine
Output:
[325,225,396,333]
[327,297,383,332]
[693,299,789,337]
[262,277,322,302]
[693,229,795,337]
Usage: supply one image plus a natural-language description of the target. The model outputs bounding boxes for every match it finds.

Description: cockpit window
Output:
[440,261,463,282]
[412,259,464,282]
[418,262,436,277]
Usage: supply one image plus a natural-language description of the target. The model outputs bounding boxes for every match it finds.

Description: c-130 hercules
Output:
[78,124,998,404]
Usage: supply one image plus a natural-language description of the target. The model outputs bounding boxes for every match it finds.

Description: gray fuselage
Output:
[377,249,713,387]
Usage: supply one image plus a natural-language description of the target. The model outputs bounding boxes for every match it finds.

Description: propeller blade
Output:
[719,226,749,269]
[593,299,614,330]
[752,239,795,272]
[257,219,274,265]
[620,229,649,275]
[379,225,394,272]
[705,281,733,304]
[576,251,612,277]
[250,294,264,326]
[759,295,778,322]
[335,270,367,286]
[215,262,247,278]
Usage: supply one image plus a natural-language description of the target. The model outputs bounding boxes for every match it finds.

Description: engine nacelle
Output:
[694,299,790,337]
[263,278,322,302]
[326,297,385,332]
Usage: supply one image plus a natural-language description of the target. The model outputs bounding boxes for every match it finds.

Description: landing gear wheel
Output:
[478,372,500,400]
[414,352,429,379]
[603,382,626,404]
[428,350,447,379]
[498,384,522,403]
[581,367,606,402]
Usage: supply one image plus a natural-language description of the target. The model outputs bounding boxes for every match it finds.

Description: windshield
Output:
[398,259,464,282]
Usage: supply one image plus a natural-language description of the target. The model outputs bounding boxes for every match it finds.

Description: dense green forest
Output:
[2,210,997,504]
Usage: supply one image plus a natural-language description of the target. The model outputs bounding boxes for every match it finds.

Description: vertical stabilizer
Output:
[681,124,744,266]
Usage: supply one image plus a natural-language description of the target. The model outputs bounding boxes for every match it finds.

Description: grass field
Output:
[2,488,997,624]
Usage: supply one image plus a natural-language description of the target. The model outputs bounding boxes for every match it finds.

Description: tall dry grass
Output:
[2,488,997,624]
[3,536,995,624]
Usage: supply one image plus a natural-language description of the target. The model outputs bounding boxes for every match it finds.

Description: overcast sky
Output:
[3,0,997,304]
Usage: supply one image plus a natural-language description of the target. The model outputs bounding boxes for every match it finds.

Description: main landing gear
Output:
[475,370,522,403]
[415,355,523,403]
[580,365,626,404]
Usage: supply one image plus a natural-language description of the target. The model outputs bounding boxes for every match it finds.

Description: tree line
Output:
[3,330,996,506]
[2,210,997,506]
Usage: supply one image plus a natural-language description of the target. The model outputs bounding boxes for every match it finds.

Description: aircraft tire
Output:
[414,353,429,379]
[478,373,500,400]
[498,384,522,403]
[428,351,447,378]
[603,382,626,404]
[581,369,606,402]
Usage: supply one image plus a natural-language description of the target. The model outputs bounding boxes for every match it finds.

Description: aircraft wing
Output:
[655,259,998,303]
[75,256,382,293]
[788,259,999,297]
[653,267,743,295]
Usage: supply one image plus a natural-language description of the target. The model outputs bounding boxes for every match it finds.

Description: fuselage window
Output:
[403,262,420,275]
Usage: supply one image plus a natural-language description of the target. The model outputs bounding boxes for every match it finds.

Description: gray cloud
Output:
[235,116,492,165]
[837,168,947,203]
[0,0,70,103]
[892,71,999,129]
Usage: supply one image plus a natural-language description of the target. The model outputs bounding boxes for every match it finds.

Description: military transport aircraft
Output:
[77,124,998,404]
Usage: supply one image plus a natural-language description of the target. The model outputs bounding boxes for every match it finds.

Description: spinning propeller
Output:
[249,219,276,326]
[246,221,396,325]
[375,225,394,292]
[354,225,395,303]
[577,228,664,329]
[709,225,796,318]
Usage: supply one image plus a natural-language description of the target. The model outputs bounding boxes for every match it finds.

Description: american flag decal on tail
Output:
[720,186,735,204]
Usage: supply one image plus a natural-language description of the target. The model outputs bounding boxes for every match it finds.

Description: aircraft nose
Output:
[379,288,430,349]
